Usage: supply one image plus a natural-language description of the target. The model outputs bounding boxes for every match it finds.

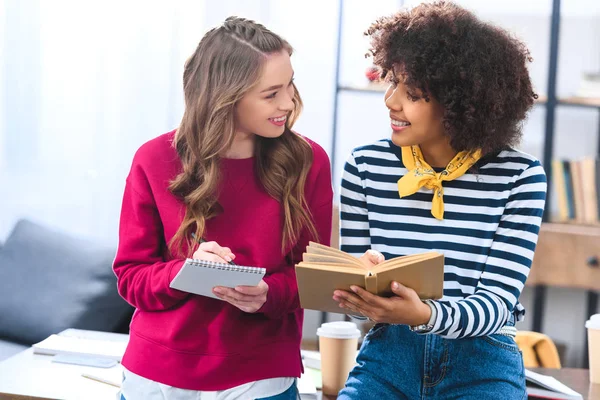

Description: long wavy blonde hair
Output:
[169,16,318,257]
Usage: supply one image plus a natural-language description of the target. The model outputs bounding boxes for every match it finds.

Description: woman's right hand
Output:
[192,240,236,264]
[358,249,385,268]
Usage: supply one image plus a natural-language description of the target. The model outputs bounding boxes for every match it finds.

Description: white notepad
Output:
[169,259,266,300]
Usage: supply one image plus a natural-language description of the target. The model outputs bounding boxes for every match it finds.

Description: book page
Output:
[302,253,365,269]
[306,242,363,265]
[374,252,441,273]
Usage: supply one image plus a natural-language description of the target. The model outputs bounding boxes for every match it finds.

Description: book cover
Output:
[295,242,444,315]
[570,160,586,223]
[580,157,599,223]
[552,159,569,221]
[563,160,575,220]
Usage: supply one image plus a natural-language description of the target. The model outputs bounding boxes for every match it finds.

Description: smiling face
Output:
[234,50,296,140]
[384,72,446,150]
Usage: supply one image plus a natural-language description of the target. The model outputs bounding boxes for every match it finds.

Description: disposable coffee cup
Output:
[586,313,600,384]
[317,321,362,396]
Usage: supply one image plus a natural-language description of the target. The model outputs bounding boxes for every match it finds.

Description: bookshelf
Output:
[329,0,600,367]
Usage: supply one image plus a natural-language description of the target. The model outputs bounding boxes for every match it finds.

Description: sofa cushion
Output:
[0,219,131,344]
[0,339,27,362]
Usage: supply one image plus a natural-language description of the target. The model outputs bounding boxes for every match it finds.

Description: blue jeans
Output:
[338,321,525,399]
[256,381,299,400]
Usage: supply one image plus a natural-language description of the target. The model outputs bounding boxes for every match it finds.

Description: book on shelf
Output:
[552,157,599,224]
[570,160,585,223]
[295,242,444,315]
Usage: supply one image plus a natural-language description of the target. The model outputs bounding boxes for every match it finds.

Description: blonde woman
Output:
[113,17,333,400]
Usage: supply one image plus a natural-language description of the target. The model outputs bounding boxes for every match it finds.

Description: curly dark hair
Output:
[365,1,537,154]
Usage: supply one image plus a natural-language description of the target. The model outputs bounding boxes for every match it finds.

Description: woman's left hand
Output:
[213,280,269,313]
[333,281,432,325]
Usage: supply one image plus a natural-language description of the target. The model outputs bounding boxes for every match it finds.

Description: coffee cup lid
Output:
[586,313,600,329]
[317,321,361,339]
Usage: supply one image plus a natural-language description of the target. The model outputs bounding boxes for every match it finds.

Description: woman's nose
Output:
[385,86,403,111]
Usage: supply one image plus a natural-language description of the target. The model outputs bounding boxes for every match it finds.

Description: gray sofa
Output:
[0,219,133,361]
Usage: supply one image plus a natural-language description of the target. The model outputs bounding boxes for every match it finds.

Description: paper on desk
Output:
[33,334,128,361]
[525,369,582,399]
[298,371,317,398]
[81,364,124,388]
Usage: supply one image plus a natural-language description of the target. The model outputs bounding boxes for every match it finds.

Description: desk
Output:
[0,329,126,400]
[1,339,597,400]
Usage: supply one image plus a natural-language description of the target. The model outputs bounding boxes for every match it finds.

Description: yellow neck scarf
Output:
[397,145,482,220]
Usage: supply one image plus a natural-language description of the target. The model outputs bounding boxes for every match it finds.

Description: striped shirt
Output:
[340,139,547,339]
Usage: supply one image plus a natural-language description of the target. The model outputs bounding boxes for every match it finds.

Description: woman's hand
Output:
[333,282,431,325]
[213,280,269,313]
[192,240,236,264]
[358,249,385,268]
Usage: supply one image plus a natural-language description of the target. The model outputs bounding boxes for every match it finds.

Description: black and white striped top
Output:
[340,139,547,339]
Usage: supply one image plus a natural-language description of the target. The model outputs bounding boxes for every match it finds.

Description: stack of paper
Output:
[33,334,128,361]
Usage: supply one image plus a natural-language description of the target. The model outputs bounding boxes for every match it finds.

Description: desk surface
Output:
[0,347,121,400]
[1,335,597,400]
[0,329,126,400]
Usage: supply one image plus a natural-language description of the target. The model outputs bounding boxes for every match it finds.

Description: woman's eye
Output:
[407,93,420,102]
[266,92,277,99]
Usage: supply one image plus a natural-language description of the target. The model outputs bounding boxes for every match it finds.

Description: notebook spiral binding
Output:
[186,259,266,274]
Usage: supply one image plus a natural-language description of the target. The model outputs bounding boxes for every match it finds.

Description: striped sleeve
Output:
[340,152,371,257]
[427,161,547,339]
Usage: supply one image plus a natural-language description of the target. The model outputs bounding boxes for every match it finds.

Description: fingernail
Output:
[213,288,222,294]
[224,256,232,262]
[392,282,398,289]
[351,286,358,293]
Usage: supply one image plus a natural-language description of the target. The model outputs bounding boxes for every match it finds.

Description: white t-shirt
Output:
[118,366,295,400]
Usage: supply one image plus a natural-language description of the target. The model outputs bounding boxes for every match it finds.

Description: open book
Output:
[295,242,444,315]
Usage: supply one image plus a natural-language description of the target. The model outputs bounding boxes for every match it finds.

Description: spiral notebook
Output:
[169,259,266,300]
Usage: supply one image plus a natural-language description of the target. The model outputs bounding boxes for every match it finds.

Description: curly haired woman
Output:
[333,2,547,399]
[113,16,333,400]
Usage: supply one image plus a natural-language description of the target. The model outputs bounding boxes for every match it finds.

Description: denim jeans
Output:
[338,320,525,400]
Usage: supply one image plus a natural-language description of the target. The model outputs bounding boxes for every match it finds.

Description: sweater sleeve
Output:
[426,161,547,338]
[340,152,371,256]
[258,144,334,319]
[113,171,189,312]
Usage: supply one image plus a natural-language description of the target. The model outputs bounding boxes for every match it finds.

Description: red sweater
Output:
[113,130,333,390]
